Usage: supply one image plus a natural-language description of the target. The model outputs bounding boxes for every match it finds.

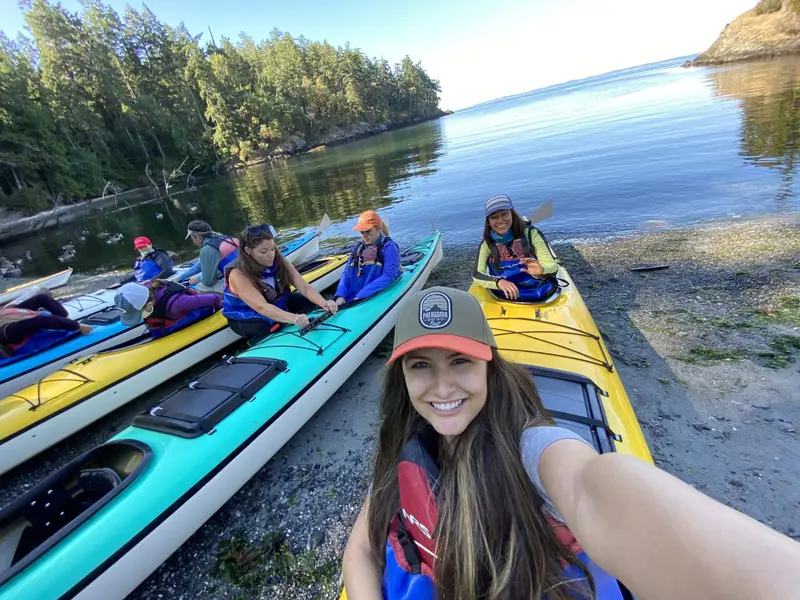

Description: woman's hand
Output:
[187,275,201,285]
[335,296,346,306]
[497,279,519,300]
[519,257,544,276]
[292,313,310,328]
[78,324,93,335]
[324,299,339,314]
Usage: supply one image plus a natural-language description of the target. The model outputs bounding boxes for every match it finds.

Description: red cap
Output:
[133,236,152,249]
[352,210,382,232]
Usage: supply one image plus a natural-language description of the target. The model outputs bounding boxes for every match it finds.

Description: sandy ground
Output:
[1,214,799,598]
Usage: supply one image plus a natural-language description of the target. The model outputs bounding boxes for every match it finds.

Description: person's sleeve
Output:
[520,426,594,522]
[472,242,500,289]
[198,245,221,287]
[354,242,402,300]
[154,252,174,279]
[179,260,202,280]
[24,314,81,333]
[334,263,351,300]
[168,293,223,316]
[530,230,558,275]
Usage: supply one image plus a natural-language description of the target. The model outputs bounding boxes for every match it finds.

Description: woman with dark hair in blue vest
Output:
[333,211,402,306]
[222,224,338,339]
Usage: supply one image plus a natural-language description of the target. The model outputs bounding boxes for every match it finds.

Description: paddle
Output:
[526,198,553,224]
[316,213,332,237]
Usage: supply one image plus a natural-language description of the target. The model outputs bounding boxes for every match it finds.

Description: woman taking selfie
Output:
[222,224,337,339]
[343,286,800,600]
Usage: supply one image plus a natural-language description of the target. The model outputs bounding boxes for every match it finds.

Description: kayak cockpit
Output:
[133,356,287,438]
[530,366,621,452]
[0,440,151,586]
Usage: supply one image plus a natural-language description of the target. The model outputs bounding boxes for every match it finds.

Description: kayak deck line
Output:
[7,368,94,410]
[487,315,614,372]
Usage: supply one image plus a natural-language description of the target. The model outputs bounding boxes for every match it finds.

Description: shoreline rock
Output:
[686,0,800,66]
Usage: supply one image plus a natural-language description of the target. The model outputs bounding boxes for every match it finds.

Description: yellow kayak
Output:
[469,267,652,463]
[0,254,349,476]
[338,263,651,600]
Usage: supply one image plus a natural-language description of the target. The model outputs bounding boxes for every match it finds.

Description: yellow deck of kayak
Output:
[0,255,348,443]
[469,266,652,463]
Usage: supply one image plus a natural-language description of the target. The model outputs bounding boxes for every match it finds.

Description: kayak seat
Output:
[528,366,619,455]
[133,356,288,439]
[0,441,151,586]
[399,251,425,267]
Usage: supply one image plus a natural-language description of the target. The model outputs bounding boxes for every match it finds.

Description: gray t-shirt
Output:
[521,426,594,522]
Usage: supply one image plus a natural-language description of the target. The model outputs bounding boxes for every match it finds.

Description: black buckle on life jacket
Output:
[396,512,423,575]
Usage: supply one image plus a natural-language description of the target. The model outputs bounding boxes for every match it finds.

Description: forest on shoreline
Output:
[0,0,444,214]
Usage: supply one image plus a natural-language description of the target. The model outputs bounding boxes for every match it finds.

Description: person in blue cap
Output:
[472,194,558,301]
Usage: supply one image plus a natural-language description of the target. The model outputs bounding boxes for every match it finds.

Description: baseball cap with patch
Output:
[113,283,151,327]
[388,286,497,364]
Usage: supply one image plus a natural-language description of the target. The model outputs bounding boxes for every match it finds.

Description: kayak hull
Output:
[0,269,73,306]
[0,255,349,476]
[0,232,442,600]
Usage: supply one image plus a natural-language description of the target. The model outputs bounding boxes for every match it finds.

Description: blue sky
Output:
[1,0,758,109]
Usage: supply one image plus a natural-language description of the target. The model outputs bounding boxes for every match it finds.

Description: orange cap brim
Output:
[352,221,377,232]
[387,333,493,365]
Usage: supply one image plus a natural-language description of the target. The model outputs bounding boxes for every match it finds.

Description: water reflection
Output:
[709,57,800,200]
[4,121,444,276]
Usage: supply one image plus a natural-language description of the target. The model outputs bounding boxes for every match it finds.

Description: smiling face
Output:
[246,238,277,267]
[360,226,381,245]
[402,347,488,442]
[488,209,513,237]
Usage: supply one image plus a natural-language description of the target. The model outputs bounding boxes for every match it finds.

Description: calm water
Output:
[7,55,800,277]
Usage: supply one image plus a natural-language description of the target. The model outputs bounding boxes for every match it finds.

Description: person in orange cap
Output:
[332,210,401,305]
[119,236,174,284]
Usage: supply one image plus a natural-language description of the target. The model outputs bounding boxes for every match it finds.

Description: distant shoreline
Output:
[0,112,450,247]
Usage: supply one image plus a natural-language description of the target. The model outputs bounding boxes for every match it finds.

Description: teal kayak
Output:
[0,231,442,600]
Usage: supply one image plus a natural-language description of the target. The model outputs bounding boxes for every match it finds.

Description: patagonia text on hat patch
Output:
[418,291,452,329]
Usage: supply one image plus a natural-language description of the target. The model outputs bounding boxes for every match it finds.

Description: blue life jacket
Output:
[0,326,81,364]
[488,227,557,302]
[383,432,625,600]
[222,264,287,324]
[133,249,173,282]
[336,236,396,303]
[144,281,217,339]
[203,234,240,276]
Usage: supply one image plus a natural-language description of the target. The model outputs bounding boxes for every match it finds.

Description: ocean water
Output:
[7,55,799,276]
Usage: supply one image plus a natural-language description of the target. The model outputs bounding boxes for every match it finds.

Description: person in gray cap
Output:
[180,220,241,293]
[113,280,221,335]
[342,286,800,600]
[473,193,558,301]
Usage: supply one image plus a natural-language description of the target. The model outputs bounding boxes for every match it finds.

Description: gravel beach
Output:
[2,214,799,599]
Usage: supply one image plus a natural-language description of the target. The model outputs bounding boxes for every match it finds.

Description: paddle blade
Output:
[317,213,332,236]
[527,199,554,224]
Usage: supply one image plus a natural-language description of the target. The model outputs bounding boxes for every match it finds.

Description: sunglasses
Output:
[244,224,274,238]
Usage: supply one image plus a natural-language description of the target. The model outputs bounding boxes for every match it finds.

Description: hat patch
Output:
[419,291,452,329]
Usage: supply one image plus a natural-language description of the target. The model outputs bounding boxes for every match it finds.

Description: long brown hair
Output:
[368,349,593,599]
[226,225,289,293]
[482,209,527,247]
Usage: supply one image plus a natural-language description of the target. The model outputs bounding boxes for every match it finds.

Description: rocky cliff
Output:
[690,0,800,65]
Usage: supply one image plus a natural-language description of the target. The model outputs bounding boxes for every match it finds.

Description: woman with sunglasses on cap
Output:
[473,194,558,301]
[222,224,338,338]
[343,286,800,600]
[333,211,401,306]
